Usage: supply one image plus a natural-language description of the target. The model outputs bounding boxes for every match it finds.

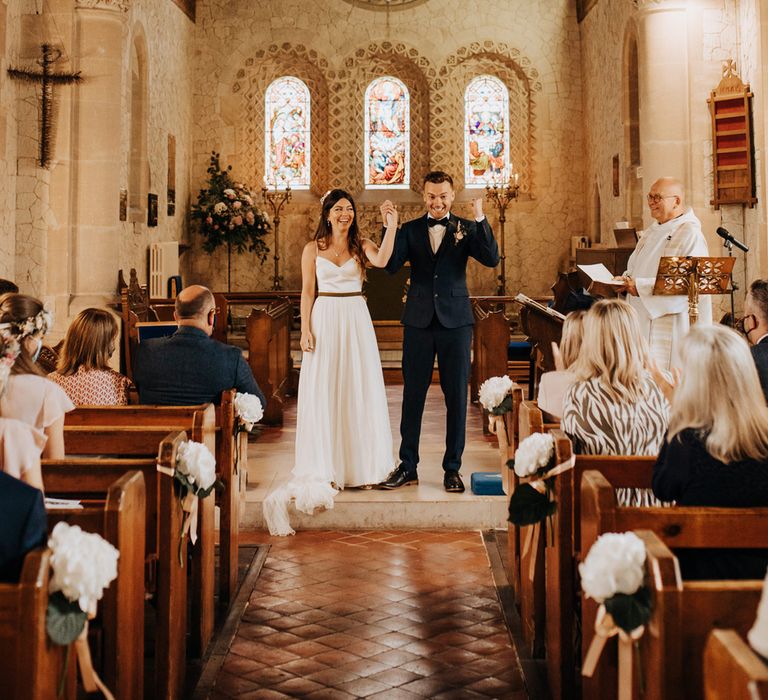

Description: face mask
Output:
[31,338,42,363]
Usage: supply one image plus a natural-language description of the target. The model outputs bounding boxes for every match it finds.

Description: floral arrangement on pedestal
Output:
[191,152,271,288]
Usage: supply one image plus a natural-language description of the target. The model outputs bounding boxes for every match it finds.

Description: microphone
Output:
[716,226,749,253]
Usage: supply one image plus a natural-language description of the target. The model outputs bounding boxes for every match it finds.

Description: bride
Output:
[263,189,398,535]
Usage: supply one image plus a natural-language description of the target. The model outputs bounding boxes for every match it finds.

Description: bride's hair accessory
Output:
[320,190,332,206]
[2,308,52,340]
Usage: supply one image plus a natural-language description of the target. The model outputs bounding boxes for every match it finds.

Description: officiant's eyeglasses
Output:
[646,194,676,204]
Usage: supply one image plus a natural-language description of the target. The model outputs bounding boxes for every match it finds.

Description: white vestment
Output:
[625,208,712,370]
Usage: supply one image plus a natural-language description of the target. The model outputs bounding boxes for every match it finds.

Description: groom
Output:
[379,171,499,493]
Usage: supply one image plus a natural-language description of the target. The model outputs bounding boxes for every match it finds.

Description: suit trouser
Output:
[399,316,473,473]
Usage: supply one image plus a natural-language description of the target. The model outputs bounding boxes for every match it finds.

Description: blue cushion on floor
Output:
[470,472,505,496]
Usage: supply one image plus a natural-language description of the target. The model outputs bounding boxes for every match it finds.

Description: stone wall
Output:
[580,0,767,317]
[189,0,586,297]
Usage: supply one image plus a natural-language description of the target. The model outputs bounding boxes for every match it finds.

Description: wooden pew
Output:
[545,431,656,700]
[471,300,511,417]
[513,400,559,657]
[66,398,241,607]
[704,629,768,699]
[245,298,293,425]
[213,290,300,345]
[46,470,146,700]
[581,478,768,699]
[44,433,188,700]
[0,550,77,699]
[63,408,216,657]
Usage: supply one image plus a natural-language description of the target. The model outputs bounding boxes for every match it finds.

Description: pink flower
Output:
[232,201,242,209]
[213,224,219,230]
[246,211,255,224]
[232,215,243,226]
[205,216,213,224]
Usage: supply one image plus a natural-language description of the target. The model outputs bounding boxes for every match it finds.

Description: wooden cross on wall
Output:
[7,44,82,168]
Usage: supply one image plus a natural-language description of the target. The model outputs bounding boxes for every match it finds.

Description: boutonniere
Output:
[453,221,466,246]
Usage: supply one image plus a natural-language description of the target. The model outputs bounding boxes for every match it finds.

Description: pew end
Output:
[704,629,768,699]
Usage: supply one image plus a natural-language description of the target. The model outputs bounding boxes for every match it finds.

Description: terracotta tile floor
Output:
[212,530,527,699]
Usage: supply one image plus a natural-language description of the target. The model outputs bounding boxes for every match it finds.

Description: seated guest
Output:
[48,308,133,405]
[562,299,669,505]
[537,310,585,419]
[133,285,266,406]
[652,324,768,580]
[562,298,668,455]
[0,294,74,458]
[0,279,18,295]
[0,329,44,489]
[741,279,768,402]
[0,472,47,583]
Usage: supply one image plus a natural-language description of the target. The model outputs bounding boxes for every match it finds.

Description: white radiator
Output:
[149,242,179,298]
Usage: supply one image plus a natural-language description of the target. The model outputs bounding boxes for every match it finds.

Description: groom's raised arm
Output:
[467,197,499,268]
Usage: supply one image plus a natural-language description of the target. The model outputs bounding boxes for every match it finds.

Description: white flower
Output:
[48,522,119,615]
[514,432,555,477]
[242,194,254,206]
[214,202,227,215]
[234,392,264,431]
[176,440,217,491]
[579,532,646,603]
[223,188,236,199]
[478,375,513,412]
[748,569,768,658]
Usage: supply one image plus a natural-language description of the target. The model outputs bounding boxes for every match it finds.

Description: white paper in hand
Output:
[577,263,624,286]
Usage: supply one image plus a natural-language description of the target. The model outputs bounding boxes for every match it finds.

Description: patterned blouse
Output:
[562,373,669,506]
[48,367,132,406]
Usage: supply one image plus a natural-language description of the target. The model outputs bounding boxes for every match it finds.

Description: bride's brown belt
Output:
[317,291,363,297]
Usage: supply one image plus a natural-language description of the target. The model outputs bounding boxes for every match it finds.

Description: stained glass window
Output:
[365,76,410,188]
[464,75,510,187]
[264,77,310,189]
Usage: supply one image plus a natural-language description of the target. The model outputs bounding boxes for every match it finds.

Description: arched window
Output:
[464,75,510,187]
[264,77,310,189]
[364,76,410,188]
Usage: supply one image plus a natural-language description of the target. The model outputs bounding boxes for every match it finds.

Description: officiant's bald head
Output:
[647,177,685,224]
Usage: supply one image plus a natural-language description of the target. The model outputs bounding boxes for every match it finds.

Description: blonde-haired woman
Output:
[562,299,669,456]
[48,308,132,405]
[0,293,73,460]
[652,324,768,579]
[536,310,585,419]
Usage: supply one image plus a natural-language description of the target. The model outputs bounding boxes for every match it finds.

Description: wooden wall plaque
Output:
[708,59,757,209]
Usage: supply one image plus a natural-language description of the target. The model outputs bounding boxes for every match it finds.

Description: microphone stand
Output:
[724,238,737,326]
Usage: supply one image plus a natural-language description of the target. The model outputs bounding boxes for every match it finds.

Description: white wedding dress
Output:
[263,256,394,535]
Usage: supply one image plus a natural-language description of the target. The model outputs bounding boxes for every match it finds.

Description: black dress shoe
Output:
[379,465,418,489]
[444,471,465,493]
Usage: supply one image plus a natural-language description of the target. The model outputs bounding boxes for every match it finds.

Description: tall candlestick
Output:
[261,178,292,290]
[485,172,520,296]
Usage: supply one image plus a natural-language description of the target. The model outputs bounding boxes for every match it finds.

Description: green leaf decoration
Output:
[605,587,652,635]
[490,395,513,415]
[46,591,87,645]
[508,483,552,526]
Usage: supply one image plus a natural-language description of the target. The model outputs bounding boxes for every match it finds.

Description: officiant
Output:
[614,177,711,369]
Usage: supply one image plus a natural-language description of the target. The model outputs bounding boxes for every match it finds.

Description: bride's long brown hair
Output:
[314,189,367,279]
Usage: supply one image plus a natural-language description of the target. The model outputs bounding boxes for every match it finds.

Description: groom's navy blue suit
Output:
[386,213,499,474]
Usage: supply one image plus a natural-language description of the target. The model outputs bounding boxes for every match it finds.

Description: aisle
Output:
[210,530,527,699]
[242,385,508,530]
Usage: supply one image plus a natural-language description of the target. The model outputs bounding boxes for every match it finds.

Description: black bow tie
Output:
[428,217,449,228]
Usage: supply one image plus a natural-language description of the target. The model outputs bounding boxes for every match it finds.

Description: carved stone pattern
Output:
[235,44,330,196]
[75,0,129,12]
[337,42,434,192]
[435,41,541,194]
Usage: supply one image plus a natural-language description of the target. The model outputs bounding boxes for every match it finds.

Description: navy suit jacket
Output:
[385,214,499,328]
[133,326,266,407]
[0,473,47,583]
[752,336,768,403]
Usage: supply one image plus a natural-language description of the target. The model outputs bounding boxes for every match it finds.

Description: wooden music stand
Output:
[652,256,735,325]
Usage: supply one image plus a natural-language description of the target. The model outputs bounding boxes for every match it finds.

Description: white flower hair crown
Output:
[320,190,332,205]
[3,307,52,340]
[0,327,20,393]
